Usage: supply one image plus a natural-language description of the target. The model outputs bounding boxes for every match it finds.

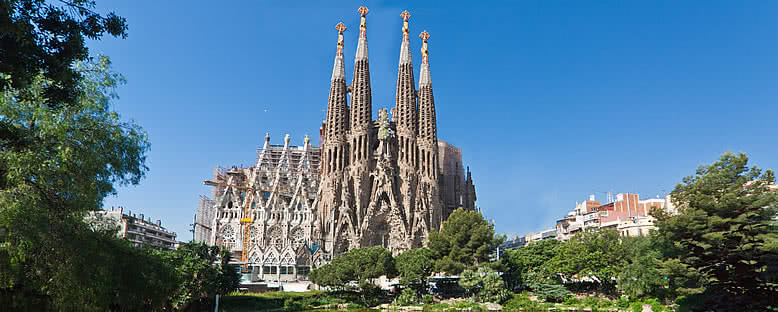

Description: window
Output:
[297,266,310,276]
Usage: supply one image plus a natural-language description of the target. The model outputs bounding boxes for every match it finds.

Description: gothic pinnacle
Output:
[419,30,431,86]
[401,10,410,36]
[331,22,347,81]
[399,10,412,64]
[350,6,373,131]
[418,29,436,143]
[355,6,369,60]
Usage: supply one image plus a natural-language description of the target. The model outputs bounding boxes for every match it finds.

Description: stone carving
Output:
[315,7,477,259]
[200,134,320,275]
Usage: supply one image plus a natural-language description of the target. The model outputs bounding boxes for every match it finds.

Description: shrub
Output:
[395,288,418,306]
[502,293,544,310]
[283,297,302,311]
[422,294,435,305]
[532,283,570,303]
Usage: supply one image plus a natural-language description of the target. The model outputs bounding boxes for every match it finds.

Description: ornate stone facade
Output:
[197,134,320,280]
[315,8,476,258]
[197,8,477,275]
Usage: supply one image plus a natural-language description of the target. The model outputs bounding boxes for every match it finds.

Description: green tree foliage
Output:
[395,247,434,296]
[654,152,778,311]
[458,268,480,298]
[504,231,678,300]
[310,246,396,293]
[428,208,502,274]
[1,215,178,312]
[309,262,344,290]
[0,55,152,310]
[616,236,666,299]
[503,239,562,290]
[458,266,509,303]
[531,282,570,303]
[0,0,127,107]
[550,229,628,293]
[162,242,240,310]
[394,288,418,306]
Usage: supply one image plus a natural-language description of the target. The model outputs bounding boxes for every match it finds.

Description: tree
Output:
[162,243,240,311]
[310,246,396,294]
[503,239,562,291]
[547,229,628,294]
[0,55,151,310]
[310,262,345,290]
[654,152,778,311]
[428,208,502,274]
[1,0,127,107]
[616,236,667,299]
[395,247,434,297]
[458,266,509,303]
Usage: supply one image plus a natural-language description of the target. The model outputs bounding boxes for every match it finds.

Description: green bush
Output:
[283,297,302,311]
[395,288,418,306]
[675,294,707,312]
[629,298,667,312]
[422,294,435,305]
[532,283,570,303]
[453,300,485,311]
[561,296,620,310]
[503,293,545,311]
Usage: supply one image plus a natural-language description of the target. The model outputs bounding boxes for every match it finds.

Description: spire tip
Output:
[358,6,369,16]
[420,30,430,41]
[401,10,410,21]
[335,22,346,33]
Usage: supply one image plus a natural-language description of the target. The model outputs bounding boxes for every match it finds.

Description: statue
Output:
[376,108,395,159]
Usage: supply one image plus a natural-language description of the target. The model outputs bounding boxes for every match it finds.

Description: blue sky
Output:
[92,1,778,240]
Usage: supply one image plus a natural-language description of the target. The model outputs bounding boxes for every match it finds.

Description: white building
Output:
[92,207,177,251]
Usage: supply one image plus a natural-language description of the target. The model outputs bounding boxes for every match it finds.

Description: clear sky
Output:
[92,1,778,240]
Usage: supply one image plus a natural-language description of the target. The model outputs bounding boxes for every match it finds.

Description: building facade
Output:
[197,8,477,276]
[92,207,177,250]
[315,8,476,260]
[198,134,320,281]
[554,193,671,240]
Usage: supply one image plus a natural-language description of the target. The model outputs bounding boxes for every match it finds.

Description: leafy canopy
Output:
[395,247,434,285]
[428,208,502,274]
[310,246,396,291]
[503,239,561,290]
[395,247,434,297]
[654,152,778,311]
[0,55,152,310]
[0,0,128,107]
[162,243,241,310]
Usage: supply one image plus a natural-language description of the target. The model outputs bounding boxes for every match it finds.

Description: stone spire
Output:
[324,22,349,174]
[419,30,432,87]
[395,10,418,173]
[418,30,436,143]
[418,30,438,179]
[350,6,372,132]
[331,22,347,81]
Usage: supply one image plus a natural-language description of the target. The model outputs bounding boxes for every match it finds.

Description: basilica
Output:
[195,7,476,281]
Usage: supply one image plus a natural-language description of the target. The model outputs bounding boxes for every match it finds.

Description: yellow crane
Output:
[204,179,267,265]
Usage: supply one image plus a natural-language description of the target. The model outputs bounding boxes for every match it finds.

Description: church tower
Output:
[395,10,418,175]
[416,30,442,232]
[317,22,350,253]
[345,6,374,252]
[315,7,476,258]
